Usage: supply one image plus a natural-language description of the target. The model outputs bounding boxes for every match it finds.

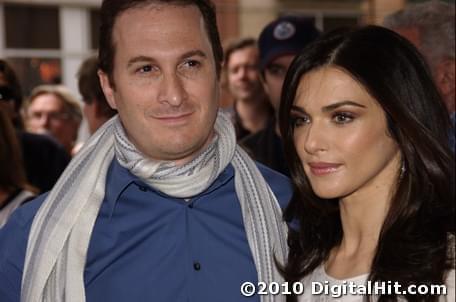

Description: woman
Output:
[0,109,35,228]
[279,26,454,301]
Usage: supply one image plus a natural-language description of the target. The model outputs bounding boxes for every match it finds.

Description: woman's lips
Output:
[308,162,342,176]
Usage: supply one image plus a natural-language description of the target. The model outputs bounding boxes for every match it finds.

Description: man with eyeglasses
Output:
[0,60,70,193]
[24,84,82,156]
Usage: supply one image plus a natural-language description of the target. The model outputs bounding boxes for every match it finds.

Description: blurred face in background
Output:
[226,46,263,101]
[291,67,400,200]
[263,54,295,112]
[26,93,79,153]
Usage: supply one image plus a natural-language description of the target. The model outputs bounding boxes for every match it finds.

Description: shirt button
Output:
[193,262,201,271]
[138,185,147,192]
[188,203,194,208]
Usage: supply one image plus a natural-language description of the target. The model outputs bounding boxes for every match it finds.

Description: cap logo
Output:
[273,21,296,40]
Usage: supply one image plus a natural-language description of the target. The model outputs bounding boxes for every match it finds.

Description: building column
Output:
[361,0,406,25]
[59,6,90,95]
[239,0,278,38]
[59,6,91,143]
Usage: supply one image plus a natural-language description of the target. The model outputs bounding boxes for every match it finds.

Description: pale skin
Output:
[99,4,220,166]
[291,66,401,279]
[26,93,79,154]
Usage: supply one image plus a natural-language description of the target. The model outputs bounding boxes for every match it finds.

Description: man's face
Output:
[226,46,263,101]
[99,4,219,164]
[393,26,455,112]
[263,54,296,112]
[26,93,79,151]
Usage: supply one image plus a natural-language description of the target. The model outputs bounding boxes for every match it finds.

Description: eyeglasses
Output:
[28,111,71,121]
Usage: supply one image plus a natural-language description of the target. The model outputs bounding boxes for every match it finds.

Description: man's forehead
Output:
[114,3,203,32]
[112,4,209,50]
[267,54,296,68]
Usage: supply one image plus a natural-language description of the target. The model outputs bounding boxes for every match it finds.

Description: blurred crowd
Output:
[0,1,454,301]
[0,0,454,226]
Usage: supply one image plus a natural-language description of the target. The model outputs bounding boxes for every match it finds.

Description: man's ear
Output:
[98,70,117,110]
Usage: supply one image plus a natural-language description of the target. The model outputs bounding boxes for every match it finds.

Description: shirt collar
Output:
[104,157,138,216]
[104,157,235,216]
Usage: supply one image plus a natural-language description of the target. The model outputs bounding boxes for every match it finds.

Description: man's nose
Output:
[157,73,188,106]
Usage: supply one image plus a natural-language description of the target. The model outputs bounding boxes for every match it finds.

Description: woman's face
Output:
[291,67,401,200]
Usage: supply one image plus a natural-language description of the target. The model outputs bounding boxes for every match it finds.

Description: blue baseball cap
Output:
[259,16,320,70]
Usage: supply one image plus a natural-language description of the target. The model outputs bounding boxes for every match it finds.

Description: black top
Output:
[17,131,71,193]
[240,119,289,176]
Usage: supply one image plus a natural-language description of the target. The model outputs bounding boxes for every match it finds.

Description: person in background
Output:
[0,59,70,193]
[24,84,83,156]
[241,16,320,176]
[383,0,455,151]
[77,56,117,134]
[0,109,36,228]
[0,1,291,301]
[223,38,273,139]
[280,26,454,301]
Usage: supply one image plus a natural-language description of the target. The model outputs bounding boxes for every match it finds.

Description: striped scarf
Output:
[22,110,288,302]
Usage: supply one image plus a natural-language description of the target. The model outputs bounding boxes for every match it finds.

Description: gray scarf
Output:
[22,111,288,302]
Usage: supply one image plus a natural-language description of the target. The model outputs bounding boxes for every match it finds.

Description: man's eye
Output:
[138,65,152,73]
[267,65,286,77]
[183,60,201,69]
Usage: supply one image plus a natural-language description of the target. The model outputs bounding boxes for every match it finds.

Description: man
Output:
[77,56,117,134]
[0,59,70,193]
[383,0,455,150]
[241,16,320,175]
[0,1,291,302]
[223,38,273,139]
[24,85,82,156]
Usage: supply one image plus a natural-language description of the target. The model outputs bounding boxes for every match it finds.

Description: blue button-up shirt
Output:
[0,158,292,302]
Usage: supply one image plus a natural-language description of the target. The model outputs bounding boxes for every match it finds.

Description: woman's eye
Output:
[291,116,309,128]
[333,112,354,124]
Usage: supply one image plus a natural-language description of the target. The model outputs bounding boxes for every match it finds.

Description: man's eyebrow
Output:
[179,50,207,61]
[126,50,207,68]
[127,56,154,67]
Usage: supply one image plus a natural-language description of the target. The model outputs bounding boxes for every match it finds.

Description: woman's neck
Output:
[326,152,401,278]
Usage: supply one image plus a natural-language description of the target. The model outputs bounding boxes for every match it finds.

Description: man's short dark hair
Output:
[77,56,117,118]
[98,0,224,87]
[223,37,257,69]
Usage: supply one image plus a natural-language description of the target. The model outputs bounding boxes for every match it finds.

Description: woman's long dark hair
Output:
[0,109,29,206]
[279,26,454,301]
